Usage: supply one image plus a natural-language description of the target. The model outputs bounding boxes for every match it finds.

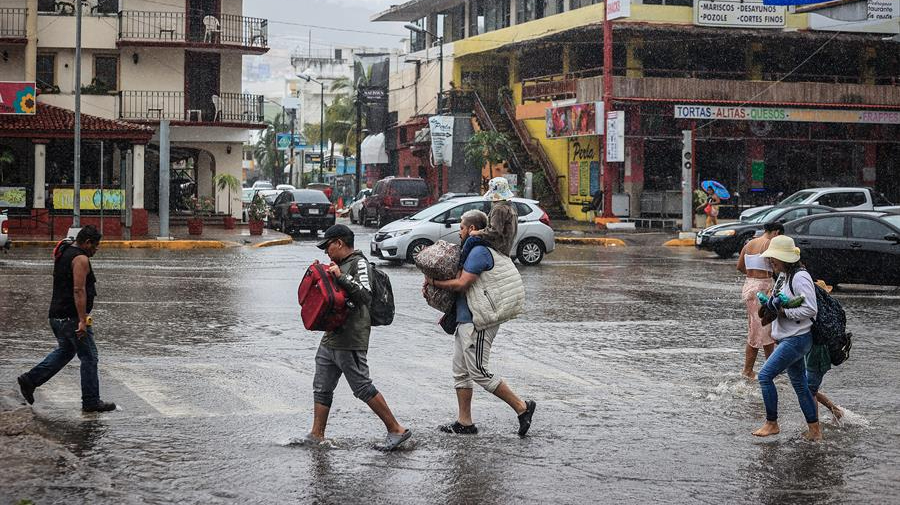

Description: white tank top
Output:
[744,253,771,272]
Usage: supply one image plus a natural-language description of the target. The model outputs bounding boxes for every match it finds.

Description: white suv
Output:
[370,197,556,265]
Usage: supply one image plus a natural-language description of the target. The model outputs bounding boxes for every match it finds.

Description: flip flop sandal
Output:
[379,429,412,451]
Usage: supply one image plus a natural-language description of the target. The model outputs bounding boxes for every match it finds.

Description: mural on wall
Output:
[546,101,604,139]
[568,137,601,204]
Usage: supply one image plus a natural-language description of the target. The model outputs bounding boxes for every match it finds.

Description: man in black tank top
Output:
[17,226,116,412]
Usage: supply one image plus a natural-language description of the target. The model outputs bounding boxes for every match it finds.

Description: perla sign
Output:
[695,0,785,28]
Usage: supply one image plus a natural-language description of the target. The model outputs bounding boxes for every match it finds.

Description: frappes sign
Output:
[694,0,785,28]
[674,105,900,125]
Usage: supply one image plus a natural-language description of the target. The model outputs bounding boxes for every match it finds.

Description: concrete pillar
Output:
[747,42,763,81]
[562,44,571,74]
[426,13,438,47]
[33,141,46,208]
[464,0,471,38]
[860,46,876,85]
[25,0,37,81]
[510,0,518,26]
[623,107,643,217]
[132,144,145,209]
[626,38,644,78]
[197,151,214,198]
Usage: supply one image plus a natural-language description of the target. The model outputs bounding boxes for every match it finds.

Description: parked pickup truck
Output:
[740,187,900,221]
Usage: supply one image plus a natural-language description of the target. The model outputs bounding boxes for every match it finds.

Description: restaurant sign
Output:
[52,189,126,210]
[694,0,785,28]
[0,82,36,115]
[674,105,900,124]
[546,101,604,139]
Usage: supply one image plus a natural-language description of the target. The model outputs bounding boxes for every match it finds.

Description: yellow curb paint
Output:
[12,240,231,249]
[664,238,696,247]
[556,237,626,247]
[253,237,294,248]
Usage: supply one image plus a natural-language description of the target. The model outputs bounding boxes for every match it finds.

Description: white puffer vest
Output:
[466,247,525,330]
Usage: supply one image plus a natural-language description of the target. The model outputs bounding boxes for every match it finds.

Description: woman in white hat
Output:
[470,177,518,256]
[752,235,822,441]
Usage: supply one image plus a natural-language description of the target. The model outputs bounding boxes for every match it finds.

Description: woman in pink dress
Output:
[736,222,783,379]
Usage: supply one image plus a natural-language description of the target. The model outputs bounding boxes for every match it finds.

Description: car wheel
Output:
[517,238,544,266]
[406,239,433,263]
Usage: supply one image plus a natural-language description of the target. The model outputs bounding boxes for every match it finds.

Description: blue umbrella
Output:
[701,180,730,200]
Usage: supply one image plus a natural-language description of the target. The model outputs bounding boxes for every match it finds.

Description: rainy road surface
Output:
[1,224,899,504]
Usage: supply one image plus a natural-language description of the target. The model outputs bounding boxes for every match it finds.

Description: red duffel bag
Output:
[298,261,349,331]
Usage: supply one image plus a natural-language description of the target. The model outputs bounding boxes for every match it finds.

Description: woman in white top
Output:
[736,222,783,379]
[752,235,822,441]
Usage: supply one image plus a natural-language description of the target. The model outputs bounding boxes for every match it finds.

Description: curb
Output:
[253,237,294,248]
[556,237,626,247]
[663,238,696,247]
[11,240,233,250]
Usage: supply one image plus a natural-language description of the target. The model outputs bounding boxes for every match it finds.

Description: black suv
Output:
[361,177,434,228]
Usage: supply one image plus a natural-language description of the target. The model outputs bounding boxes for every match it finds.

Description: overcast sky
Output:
[245,0,408,49]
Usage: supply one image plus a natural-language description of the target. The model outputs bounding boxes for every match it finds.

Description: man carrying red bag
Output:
[305,224,411,451]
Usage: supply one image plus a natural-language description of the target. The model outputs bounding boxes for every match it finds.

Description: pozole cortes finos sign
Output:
[674,105,900,125]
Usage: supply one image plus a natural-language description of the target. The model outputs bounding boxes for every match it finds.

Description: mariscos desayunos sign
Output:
[694,0,785,28]
[674,105,900,124]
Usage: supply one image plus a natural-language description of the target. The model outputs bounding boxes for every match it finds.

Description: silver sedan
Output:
[370,197,555,265]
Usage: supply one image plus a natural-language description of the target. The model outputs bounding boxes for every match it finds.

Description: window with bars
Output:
[36,54,55,89]
[94,55,118,90]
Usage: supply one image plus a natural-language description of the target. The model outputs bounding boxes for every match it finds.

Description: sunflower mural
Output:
[15,86,36,115]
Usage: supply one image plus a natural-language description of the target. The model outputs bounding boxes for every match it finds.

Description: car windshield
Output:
[292,190,330,204]
[390,179,429,198]
[405,200,461,221]
[882,215,900,229]
[746,207,785,223]
[241,189,254,202]
[778,191,816,206]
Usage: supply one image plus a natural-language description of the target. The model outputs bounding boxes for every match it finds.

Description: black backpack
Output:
[791,273,852,366]
[369,264,395,326]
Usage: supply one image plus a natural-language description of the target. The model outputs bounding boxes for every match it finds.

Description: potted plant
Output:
[693,188,709,228]
[185,195,215,235]
[213,173,241,230]
[247,194,267,236]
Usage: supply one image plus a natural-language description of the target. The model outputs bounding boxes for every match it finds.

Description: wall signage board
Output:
[694,0,785,28]
[0,82,36,115]
[674,105,900,124]
[607,0,631,20]
[546,102,604,139]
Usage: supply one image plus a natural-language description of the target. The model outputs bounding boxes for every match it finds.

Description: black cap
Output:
[316,224,354,249]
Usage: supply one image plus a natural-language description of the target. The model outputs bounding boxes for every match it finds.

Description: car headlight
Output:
[385,229,411,238]
[714,229,736,237]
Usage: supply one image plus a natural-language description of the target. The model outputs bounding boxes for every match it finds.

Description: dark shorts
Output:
[312,344,378,407]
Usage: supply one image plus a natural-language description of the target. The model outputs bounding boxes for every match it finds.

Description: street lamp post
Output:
[298,71,325,184]
[404,24,443,111]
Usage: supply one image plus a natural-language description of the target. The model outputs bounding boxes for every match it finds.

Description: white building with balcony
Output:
[0,0,268,236]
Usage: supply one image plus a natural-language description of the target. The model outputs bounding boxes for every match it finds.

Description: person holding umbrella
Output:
[697,180,728,227]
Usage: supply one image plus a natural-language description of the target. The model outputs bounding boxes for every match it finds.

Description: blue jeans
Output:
[758,332,818,424]
[807,369,826,396]
[24,318,101,407]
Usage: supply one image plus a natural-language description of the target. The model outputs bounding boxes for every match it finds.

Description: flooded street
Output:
[2,226,899,504]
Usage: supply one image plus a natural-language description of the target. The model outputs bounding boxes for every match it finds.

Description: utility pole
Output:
[72,0,83,229]
[601,4,614,218]
[159,120,171,238]
[355,90,362,194]
[289,108,296,187]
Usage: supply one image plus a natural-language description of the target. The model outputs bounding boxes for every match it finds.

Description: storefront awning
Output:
[0,102,155,142]
[361,133,389,164]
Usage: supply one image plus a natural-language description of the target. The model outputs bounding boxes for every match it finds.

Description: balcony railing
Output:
[119,91,264,124]
[0,8,27,38]
[118,11,268,50]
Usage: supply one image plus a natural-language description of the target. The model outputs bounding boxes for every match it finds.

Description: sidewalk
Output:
[552,219,676,247]
[9,224,292,249]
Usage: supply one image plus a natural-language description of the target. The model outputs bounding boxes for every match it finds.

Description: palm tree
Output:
[254,112,286,181]
[465,131,515,183]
